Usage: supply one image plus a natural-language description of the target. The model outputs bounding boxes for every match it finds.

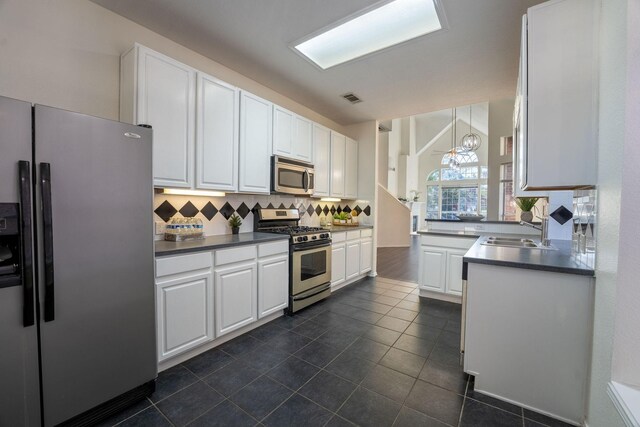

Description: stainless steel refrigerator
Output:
[0,96,156,426]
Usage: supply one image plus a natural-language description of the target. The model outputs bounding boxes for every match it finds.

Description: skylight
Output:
[293,0,445,70]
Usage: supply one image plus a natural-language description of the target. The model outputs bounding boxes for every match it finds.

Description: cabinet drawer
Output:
[156,252,212,278]
[360,228,373,238]
[332,232,346,243]
[215,245,257,266]
[346,230,361,241]
[258,240,289,258]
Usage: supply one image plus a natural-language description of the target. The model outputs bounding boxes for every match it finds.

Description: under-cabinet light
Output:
[321,197,342,202]
[160,188,226,197]
[293,0,445,69]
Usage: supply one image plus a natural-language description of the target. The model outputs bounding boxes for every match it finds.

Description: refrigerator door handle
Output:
[40,162,55,322]
[18,160,35,327]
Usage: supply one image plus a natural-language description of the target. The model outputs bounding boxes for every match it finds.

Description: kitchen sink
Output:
[482,237,556,250]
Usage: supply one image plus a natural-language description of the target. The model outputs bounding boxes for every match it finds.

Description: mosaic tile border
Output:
[154,200,371,223]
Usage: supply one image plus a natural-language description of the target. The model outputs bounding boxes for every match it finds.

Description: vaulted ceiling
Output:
[91,0,544,125]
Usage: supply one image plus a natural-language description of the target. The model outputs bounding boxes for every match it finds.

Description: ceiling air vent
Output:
[378,124,391,133]
[341,93,362,104]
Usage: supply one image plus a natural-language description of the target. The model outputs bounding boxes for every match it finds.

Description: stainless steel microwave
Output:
[271,156,314,196]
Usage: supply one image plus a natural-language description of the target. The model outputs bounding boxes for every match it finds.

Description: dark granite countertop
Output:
[463,236,595,276]
[417,229,486,239]
[426,219,540,225]
[328,224,374,231]
[155,232,289,257]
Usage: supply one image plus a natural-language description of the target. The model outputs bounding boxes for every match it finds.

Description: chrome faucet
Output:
[520,218,550,247]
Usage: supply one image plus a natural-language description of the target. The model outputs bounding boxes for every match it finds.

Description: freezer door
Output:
[34,105,156,426]
[0,96,41,427]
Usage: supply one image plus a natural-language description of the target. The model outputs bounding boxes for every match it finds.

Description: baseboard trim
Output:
[418,288,462,304]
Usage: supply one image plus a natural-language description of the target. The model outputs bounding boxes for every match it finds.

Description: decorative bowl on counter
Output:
[456,213,485,222]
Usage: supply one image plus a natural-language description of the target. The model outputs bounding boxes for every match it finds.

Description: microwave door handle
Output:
[303,169,309,192]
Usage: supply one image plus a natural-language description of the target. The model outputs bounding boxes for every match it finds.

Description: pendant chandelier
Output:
[448,108,460,170]
[461,104,482,151]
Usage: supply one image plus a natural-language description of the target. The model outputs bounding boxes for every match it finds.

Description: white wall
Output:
[487,99,515,220]
[387,118,402,196]
[611,0,640,390]
[0,0,347,134]
[587,0,628,425]
[378,132,389,187]
[345,121,379,275]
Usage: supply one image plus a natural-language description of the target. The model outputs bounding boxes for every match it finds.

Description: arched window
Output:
[440,149,479,165]
[425,158,488,219]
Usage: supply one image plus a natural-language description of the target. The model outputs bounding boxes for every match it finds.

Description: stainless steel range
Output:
[254,208,331,314]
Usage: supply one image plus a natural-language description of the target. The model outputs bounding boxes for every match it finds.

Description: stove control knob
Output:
[312,235,317,240]
[297,237,304,242]
[303,236,308,241]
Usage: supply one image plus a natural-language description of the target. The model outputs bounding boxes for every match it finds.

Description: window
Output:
[499,163,516,221]
[426,162,488,219]
[440,149,478,165]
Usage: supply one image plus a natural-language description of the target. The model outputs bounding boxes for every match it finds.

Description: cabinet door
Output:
[293,115,313,162]
[446,249,466,296]
[345,137,358,199]
[313,124,331,197]
[239,91,272,193]
[258,255,289,318]
[419,247,446,293]
[137,47,196,188]
[196,73,239,191]
[156,271,214,361]
[360,238,373,275]
[345,240,361,280]
[526,0,597,189]
[330,132,346,197]
[273,106,294,158]
[331,243,346,287]
[215,261,257,336]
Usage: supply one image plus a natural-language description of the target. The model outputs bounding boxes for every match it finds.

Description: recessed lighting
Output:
[293,0,446,70]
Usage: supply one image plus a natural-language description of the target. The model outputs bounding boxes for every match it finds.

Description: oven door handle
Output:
[291,241,331,252]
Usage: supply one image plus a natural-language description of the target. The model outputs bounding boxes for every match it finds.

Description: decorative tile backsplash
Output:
[154,193,372,237]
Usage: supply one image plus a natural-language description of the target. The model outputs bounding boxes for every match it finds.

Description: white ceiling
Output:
[91,0,544,125]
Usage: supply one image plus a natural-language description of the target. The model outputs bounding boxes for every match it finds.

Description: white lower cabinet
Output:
[155,252,214,362]
[258,254,289,318]
[418,235,475,297]
[419,248,447,293]
[331,229,374,288]
[446,249,466,296]
[214,261,257,337]
[155,240,289,363]
[345,239,361,281]
[360,237,373,274]
[331,242,346,287]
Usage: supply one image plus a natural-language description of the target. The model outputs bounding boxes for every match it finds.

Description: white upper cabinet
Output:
[330,132,346,197]
[312,124,331,197]
[196,73,239,191]
[520,0,598,190]
[273,106,294,158]
[345,137,358,199]
[273,106,313,162]
[121,44,196,188]
[239,91,273,194]
[293,115,313,162]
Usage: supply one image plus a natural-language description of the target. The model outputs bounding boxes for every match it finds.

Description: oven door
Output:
[272,157,314,195]
[291,241,331,295]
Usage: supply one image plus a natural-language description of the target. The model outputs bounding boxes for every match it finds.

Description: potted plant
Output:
[229,214,242,234]
[410,190,421,202]
[515,197,539,222]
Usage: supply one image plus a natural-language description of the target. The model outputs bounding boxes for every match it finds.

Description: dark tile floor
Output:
[101,277,573,427]
[376,236,420,284]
